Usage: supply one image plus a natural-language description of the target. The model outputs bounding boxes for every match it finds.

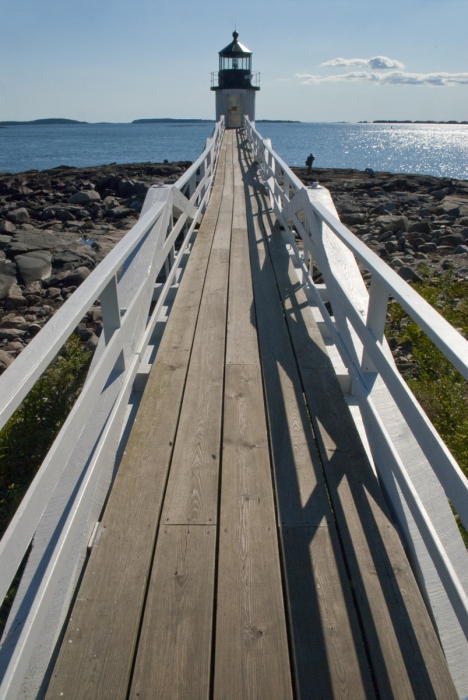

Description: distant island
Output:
[256,120,301,123]
[132,118,214,124]
[373,120,468,125]
[0,117,302,127]
[0,119,88,126]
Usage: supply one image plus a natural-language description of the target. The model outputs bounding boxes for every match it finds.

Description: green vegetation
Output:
[0,335,91,632]
[386,267,468,545]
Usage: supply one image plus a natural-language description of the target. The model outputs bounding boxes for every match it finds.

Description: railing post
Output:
[100,274,125,370]
[362,276,389,373]
[100,275,121,344]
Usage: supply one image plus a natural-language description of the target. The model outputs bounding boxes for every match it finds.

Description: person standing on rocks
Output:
[306,153,315,174]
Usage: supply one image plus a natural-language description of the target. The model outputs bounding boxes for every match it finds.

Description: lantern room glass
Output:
[219,56,251,71]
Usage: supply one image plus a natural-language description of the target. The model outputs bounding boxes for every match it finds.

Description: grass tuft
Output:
[0,334,91,633]
[386,266,468,545]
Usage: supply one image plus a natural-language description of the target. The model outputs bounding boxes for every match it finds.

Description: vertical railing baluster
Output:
[362,276,389,373]
[100,274,125,370]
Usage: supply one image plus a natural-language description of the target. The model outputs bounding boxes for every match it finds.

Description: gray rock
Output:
[41,206,75,222]
[0,349,13,372]
[0,260,18,299]
[0,327,27,341]
[341,213,367,226]
[398,266,423,283]
[0,234,13,249]
[23,280,44,295]
[106,205,132,220]
[117,179,147,198]
[372,203,396,215]
[0,220,16,234]
[53,251,82,266]
[62,266,90,287]
[439,233,465,248]
[7,207,30,224]
[454,245,468,255]
[103,196,120,209]
[9,243,28,255]
[15,251,52,286]
[408,221,431,234]
[90,306,102,322]
[68,190,101,204]
[3,296,27,311]
[0,317,26,329]
[85,333,99,351]
[375,215,408,232]
[46,287,62,299]
[418,243,437,253]
[431,187,452,200]
[28,323,42,337]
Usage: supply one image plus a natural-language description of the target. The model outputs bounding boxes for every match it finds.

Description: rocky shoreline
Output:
[1,160,467,375]
[0,160,190,373]
[293,166,468,286]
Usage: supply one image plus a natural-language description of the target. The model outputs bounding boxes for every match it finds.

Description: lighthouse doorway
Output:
[227,93,242,128]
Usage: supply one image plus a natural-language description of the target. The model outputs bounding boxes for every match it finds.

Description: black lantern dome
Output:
[211,31,260,91]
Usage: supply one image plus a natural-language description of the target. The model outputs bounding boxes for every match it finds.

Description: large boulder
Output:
[3,295,27,310]
[105,205,132,220]
[375,215,408,232]
[436,197,468,219]
[40,206,75,222]
[341,212,367,226]
[398,266,423,283]
[0,220,16,234]
[68,190,101,204]
[0,260,17,299]
[438,232,465,248]
[117,179,147,198]
[371,202,396,215]
[408,221,431,234]
[15,251,52,286]
[61,266,90,287]
[7,207,30,224]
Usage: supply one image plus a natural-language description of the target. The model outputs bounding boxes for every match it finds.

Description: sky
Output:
[1,0,467,123]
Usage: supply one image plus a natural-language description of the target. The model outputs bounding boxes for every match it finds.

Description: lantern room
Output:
[211,31,260,128]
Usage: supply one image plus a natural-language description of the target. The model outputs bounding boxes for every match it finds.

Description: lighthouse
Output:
[211,31,260,128]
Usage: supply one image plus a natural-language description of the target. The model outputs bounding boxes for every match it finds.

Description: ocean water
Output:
[0,121,466,180]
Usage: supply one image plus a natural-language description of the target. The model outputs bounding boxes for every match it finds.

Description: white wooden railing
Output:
[0,117,225,698]
[244,116,468,698]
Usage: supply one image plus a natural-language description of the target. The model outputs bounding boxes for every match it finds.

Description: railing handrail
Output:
[0,118,225,697]
[0,119,224,433]
[243,115,468,694]
[256,126,468,381]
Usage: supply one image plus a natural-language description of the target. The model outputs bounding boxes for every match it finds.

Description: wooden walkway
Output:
[45,131,457,700]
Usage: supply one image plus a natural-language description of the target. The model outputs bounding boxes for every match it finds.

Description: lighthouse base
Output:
[215,89,256,128]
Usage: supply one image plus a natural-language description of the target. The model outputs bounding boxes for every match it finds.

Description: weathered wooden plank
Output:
[213,134,293,700]
[280,524,376,700]
[226,227,259,366]
[44,135,230,700]
[128,525,216,700]
[161,132,233,526]
[240,142,375,700]
[128,131,235,697]
[249,150,458,699]
[161,247,230,525]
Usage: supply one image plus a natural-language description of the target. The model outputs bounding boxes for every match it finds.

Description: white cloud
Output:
[296,70,468,86]
[322,56,405,70]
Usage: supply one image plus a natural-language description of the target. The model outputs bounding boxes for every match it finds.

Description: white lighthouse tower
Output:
[211,31,260,128]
